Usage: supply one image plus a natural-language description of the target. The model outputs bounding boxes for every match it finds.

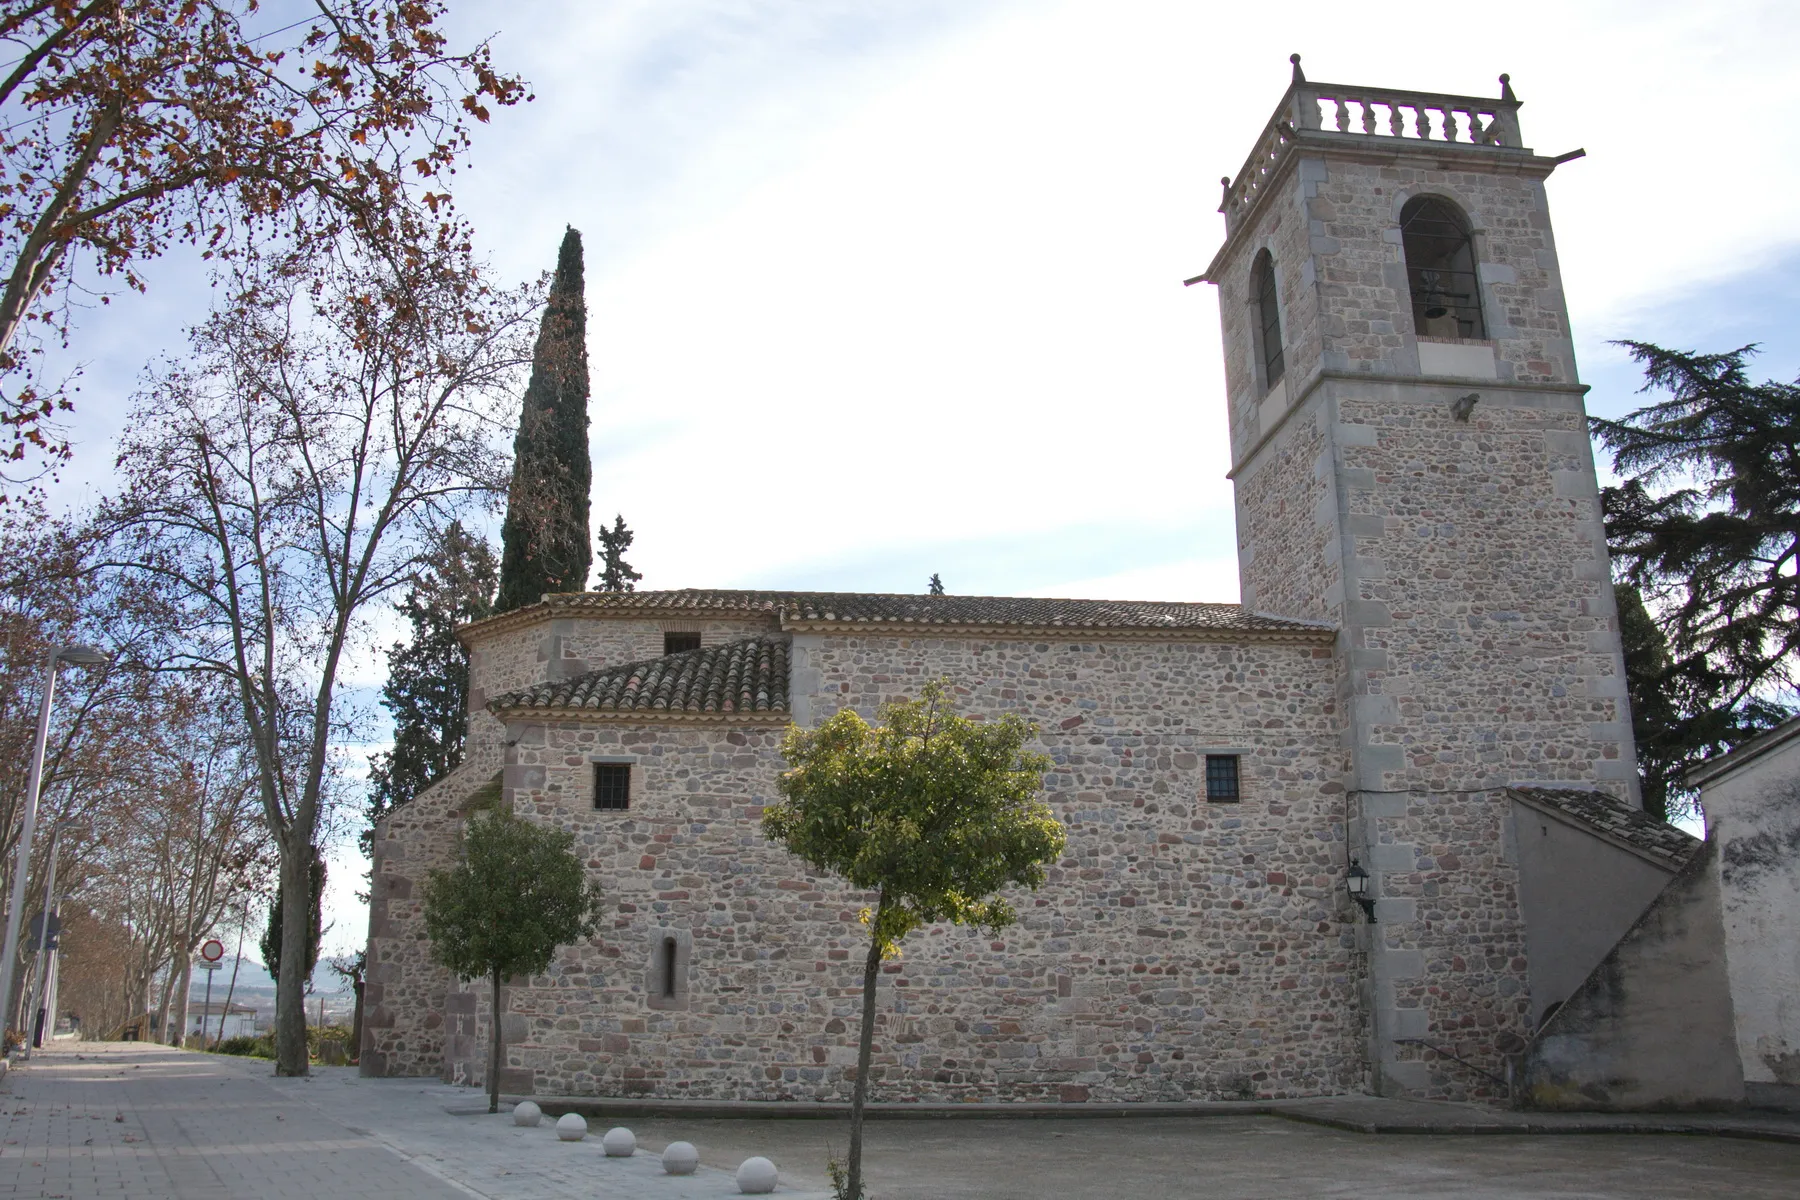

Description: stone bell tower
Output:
[1197,58,1639,1097]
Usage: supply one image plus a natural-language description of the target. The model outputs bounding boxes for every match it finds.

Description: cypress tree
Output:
[259,849,325,987]
[496,227,592,611]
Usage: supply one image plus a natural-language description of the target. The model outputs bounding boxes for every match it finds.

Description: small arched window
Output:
[647,932,688,1010]
[1251,250,1285,389]
[1400,196,1485,340]
[660,937,678,998]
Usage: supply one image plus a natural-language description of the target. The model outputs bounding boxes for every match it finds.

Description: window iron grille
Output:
[1401,197,1486,340]
[1253,252,1285,388]
[1205,754,1241,803]
[594,762,631,811]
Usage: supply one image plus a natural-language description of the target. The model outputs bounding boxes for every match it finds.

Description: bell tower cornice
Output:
[1193,59,1571,285]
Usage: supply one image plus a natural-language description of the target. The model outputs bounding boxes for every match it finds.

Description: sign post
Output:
[197,939,225,1044]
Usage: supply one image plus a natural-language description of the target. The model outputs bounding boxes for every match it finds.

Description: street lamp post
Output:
[0,644,108,1045]
[29,821,88,1049]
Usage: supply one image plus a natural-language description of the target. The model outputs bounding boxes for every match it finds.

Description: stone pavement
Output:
[0,1042,830,1199]
[4,1042,1800,1199]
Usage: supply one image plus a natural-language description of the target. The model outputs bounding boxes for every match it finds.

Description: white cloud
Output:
[47,0,1800,599]
[439,0,1800,598]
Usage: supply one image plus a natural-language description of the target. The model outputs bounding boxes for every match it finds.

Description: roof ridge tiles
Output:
[462,588,1336,641]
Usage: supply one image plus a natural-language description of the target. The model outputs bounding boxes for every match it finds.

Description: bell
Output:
[1422,305,1461,339]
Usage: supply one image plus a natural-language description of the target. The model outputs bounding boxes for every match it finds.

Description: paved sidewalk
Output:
[5,1043,1800,1199]
[0,1043,828,1199]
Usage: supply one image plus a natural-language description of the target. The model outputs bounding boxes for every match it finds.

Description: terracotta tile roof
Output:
[1508,787,1702,868]
[490,637,790,718]
[468,589,1332,638]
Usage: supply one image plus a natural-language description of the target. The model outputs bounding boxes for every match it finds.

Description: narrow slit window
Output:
[1400,196,1486,339]
[594,762,631,811]
[1252,251,1285,389]
[663,631,701,654]
[661,937,678,998]
[1205,754,1241,803]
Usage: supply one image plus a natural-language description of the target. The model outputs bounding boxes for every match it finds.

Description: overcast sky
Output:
[36,0,1798,957]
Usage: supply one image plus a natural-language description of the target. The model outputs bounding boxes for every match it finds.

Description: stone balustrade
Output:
[1219,62,1525,232]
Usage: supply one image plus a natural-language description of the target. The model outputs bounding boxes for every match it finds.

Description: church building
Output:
[362,62,1701,1103]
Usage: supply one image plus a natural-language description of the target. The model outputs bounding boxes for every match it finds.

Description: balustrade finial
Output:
[1290,53,1305,84]
[1499,73,1517,103]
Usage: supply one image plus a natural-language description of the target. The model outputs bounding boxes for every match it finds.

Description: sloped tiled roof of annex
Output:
[491,637,789,718]
[463,589,1334,640]
[1508,787,1702,868]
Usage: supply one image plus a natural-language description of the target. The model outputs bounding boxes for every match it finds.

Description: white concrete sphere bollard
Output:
[512,1100,542,1127]
[662,1141,700,1175]
[601,1126,636,1157]
[554,1112,588,1141]
[736,1156,779,1194]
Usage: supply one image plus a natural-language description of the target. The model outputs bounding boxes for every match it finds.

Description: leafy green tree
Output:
[366,523,498,850]
[259,848,324,988]
[763,681,1064,1200]
[422,808,603,1113]
[596,514,642,592]
[496,228,591,611]
[928,573,944,596]
[1593,342,1797,817]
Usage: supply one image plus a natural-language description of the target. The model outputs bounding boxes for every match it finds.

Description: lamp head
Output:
[56,644,110,666]
[1346,858,1376,921]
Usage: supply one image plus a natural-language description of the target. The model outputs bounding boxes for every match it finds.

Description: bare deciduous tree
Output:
[96,237,538,1074]
[0,0,526,478]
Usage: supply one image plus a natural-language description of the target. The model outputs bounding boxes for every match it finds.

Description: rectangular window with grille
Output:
[663,632,701,654]
[594,762,631,811]
[1204,754,1241,803]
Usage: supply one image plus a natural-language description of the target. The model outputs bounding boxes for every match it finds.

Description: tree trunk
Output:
[153,956,177,1042]
[214,905,248,1050]
[846,899,886,1200]
[488,969,502,1114]
[273,841,310,1075]
[170,949,193,1046]
[350,974,364,1062]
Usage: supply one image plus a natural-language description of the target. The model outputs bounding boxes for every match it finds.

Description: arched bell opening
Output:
[1401,196,1486,340]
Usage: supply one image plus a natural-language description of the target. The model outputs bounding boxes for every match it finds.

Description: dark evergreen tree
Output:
[928,573,944,596]
[365,523,498,850]
[496,227,592,612]
[260,849,325,988]
[1594,342,1798,819]
[1616,583,1684,823]
[596,514,641,592]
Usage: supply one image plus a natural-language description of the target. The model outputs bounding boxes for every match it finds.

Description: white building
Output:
[1692,716,1800,1111]
[186,1001,257,1041]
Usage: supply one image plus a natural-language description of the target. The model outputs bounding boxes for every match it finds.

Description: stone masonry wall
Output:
[362,755,494,1077]
[483,631,1364,1103]
[1701,723,1800,1100]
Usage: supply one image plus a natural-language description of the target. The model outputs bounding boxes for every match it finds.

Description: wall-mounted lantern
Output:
[1347,858,1376,921]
